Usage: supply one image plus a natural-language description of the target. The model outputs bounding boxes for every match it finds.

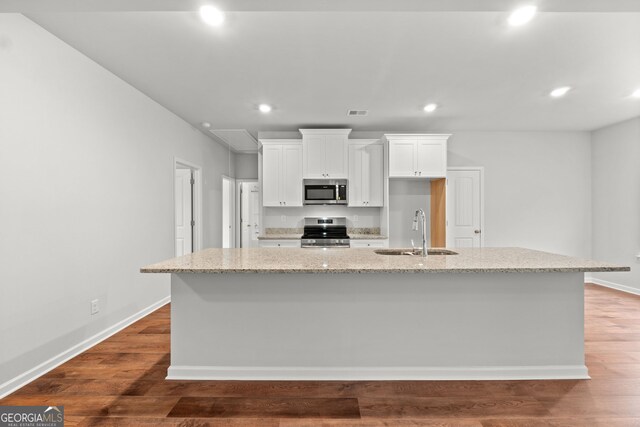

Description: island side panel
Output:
[169,272,586,380]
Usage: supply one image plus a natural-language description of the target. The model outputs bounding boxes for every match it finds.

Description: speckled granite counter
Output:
[148,247,628,381]
[141,247,627,274]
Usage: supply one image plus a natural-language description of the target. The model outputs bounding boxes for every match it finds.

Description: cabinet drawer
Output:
[350,240,388,248]
[259,240,301,248]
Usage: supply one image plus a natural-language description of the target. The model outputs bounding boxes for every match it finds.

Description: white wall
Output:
[263,206,382,229]
[591,117,640,291]
[0,15,234,391]
[388,180,430,248]
[448,131,592,258]
[235,153,258,179]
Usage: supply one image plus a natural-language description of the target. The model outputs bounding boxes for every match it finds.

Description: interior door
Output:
[241,182,260,248]
[446,169,482,248]
[175,168,193,256]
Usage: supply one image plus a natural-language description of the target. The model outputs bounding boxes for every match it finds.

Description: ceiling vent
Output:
[209,129,258,152]
[347,110,369,117]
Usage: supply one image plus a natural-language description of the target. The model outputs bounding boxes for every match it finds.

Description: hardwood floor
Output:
[2,284,640,426]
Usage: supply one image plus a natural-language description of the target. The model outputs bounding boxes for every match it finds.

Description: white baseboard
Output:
[0,296,170,399]
[588,278,640,296]
[167,364,590,381]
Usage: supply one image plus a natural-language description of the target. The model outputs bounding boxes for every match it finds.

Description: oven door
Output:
[304,185,337,205]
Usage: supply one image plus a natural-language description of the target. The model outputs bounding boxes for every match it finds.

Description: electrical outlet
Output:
[353,215,359,222]
[91,299,99,315]
[281,215,286,223]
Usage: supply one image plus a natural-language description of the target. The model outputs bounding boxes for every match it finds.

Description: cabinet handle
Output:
[284,201,286,205]
[414,171,417,175]
[419,171,422,175]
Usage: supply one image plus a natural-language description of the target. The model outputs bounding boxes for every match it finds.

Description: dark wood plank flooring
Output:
[2,284,640,426]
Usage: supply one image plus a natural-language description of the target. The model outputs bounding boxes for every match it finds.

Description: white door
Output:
[222,176,235,248]
[175,168,193,256]
[241,182,260,248]
[446,169,483,248]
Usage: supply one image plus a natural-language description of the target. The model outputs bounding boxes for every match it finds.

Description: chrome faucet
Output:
[412,209,428,257]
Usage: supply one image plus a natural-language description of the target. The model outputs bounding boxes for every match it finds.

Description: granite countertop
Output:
[141,247,630,274]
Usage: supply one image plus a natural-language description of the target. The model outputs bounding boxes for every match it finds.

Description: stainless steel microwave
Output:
[303,180,348,205]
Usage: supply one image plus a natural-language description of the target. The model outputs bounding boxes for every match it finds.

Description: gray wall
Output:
[448,131,592,258]
[591,117,640,291]
[235,153,259,179]
[0,14,234,391]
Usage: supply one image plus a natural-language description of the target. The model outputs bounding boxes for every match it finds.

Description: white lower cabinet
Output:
[259,240,301,248]
[350,239,389,248]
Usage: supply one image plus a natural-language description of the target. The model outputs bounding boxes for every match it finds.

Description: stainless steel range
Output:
[301,217,350,248]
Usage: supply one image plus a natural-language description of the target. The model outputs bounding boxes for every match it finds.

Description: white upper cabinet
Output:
[260,140,303,207]
[301,129,351,179]
[349,140,384,207]
[386,134,450,178]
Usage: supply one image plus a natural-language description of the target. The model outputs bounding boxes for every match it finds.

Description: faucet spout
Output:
[413,209,428,258]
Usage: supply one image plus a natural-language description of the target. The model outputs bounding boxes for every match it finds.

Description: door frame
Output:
[446,167,485,248]
[221,175,236,248]
[236,179,259,248]
[174,158,203,254]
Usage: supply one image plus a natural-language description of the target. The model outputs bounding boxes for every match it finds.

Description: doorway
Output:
[238,180,260,248]
[446,167,484,248]
[174,159,202,256]
[222,175,236,248]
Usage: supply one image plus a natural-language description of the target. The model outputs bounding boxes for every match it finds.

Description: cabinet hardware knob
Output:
[474,229,482,234]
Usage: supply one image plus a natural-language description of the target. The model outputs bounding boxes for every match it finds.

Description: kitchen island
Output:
[141,247,628,381]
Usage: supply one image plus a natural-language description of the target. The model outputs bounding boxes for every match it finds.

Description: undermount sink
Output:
[374,248,459,256]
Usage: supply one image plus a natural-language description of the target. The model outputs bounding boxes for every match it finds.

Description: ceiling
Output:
[17,0,640,143]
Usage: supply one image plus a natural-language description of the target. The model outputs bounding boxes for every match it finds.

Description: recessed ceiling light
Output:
[423,104,438,113]
[631,88,640,98]
[199,5,225,26]
[201,122,211,128]
[258,104,272,113]
[508,5,537,27]
[550,86,571,98]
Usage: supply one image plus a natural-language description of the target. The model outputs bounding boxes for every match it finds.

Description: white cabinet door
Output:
[367,144,384,206]
[348,144,365,207]
[262,145,282,207]
[350,239,388,248]
[417,138,447,178]
[259,240,301,248]
[324,135,348,178]
[282,144,303,206]
[388,139,416,177]
[303,135,326,178]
